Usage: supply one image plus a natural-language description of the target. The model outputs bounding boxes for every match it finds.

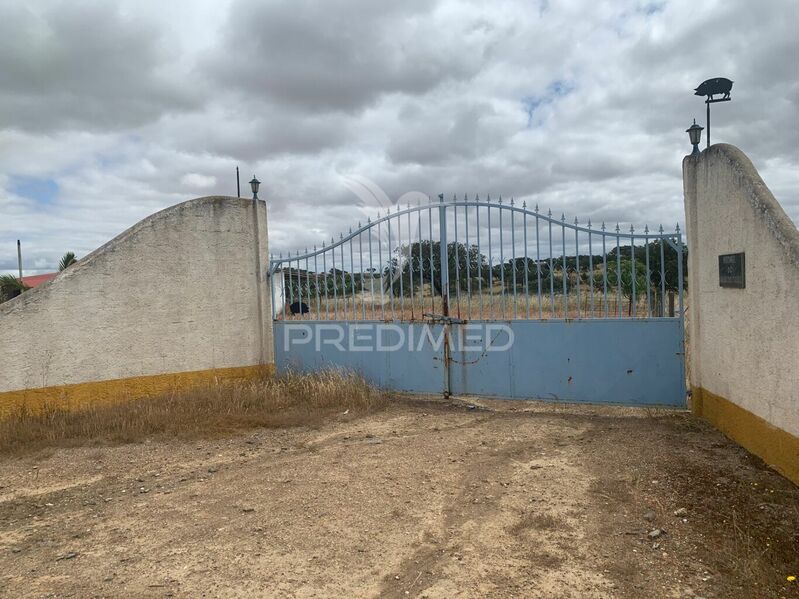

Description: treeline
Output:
[282,240,687,307]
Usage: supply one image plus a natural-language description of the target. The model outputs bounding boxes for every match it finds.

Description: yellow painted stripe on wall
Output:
[0,364,275,419]
[693,386,799,485]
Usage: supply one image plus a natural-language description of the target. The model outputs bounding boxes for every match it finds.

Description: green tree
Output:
[389,241,487,296]
[596,259,648,316]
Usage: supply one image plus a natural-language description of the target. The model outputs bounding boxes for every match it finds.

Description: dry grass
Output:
[0,371,384,454]
[277,289,677,321]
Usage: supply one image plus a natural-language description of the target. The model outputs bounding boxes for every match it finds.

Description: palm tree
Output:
[0,274,29,303]
[59,252,77,271]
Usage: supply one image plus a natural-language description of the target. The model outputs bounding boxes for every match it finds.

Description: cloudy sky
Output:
[1,0,798,273]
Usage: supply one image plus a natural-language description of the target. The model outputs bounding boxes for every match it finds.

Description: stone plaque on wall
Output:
[719,252,745,288]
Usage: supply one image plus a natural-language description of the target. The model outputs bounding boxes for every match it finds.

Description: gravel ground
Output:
[1,396,797,598]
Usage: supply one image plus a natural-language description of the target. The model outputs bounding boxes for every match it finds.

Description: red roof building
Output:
[20,273,58,288]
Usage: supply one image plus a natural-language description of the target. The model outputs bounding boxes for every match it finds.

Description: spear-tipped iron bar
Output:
[340,244,345,319]
[588,223,594,318]
[407,206,414,319]
[574,221,580,318]
[476,196,483,319]
[499,202,506,319]
[630,227,636,318]
[511,202,518,319]
[659,229,666,317]
[378,220,386,320]
[523,209,530,319]
[487,200,494,319]
[602,225,608,318]
[616,226,622,317]
[428,200,435,313]
[548,215,555,320]
[644,228,651,318]
[561,216,567,318]
[387,217,395,320]
[464,196,472,318]
[453,195,461,318]
[359,229,365,320]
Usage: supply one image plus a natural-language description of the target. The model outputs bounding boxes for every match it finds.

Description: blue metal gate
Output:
[269,195,686,407]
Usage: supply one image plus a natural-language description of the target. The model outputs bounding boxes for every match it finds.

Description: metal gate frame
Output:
[269,195,686,407]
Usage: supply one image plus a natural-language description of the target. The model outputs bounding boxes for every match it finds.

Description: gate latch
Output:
[423,313,466,325]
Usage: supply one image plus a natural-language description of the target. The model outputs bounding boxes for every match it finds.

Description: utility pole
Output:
[17,240,22,279]
[236,166,241,198]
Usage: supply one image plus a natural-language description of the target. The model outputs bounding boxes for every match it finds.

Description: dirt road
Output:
[1,397,797,598]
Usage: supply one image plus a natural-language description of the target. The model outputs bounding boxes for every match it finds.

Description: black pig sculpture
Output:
[694,78,733,100]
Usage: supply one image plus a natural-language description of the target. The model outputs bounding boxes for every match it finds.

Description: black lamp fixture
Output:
[249,175,261,200]
[686,119,704,156]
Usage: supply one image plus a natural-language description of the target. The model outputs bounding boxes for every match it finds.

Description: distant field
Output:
[275,287,680,321]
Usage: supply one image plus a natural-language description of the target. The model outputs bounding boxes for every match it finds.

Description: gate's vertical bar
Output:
[359,226,365,320]
[331,240,338,319]
[644,226,651,318]
[536,206,542,320]
[280,254,287,319]
[296,251,302,320]
[368,219,375,320]
[349,232,356,318]
[396,209,404,318]
[602,224,608,318]
[487,197,494,319]
[616,224,622,318]
[323,243,330,320]
[281,258,287,318]
[574,218,580,318]
[453,195,461,319]
[387,215,395,320]
[407,205,414,319]
[523,204,529,319]
[499,198,506,320]
[428,199,435,313]
[438,193,449,315]
[588,221,594,318]
[377,216,386,320]
[340,234,347,320]
[476,195,483,319]
[659,226,666,317]
[314,249,320,319]
[269,256,277,321]
[438,193,450,397]
[548,211,554,319]
[305,252,310,319]
[561,214,567,318]
[417,206,424,317]
[510,199,517,319]
[464,194,472,319]
[630,226,636,318]
[284,262,291,320]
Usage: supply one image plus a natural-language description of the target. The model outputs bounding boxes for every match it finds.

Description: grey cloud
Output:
[204,0,488,113]
[151,101,356,161]
[0,2,200,132]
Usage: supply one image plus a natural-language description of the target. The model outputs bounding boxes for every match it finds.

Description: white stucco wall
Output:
[0,196,273,393]
[683,144,799,436]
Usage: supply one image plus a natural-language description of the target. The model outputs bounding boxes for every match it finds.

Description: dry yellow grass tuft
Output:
[0,371,384,454]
